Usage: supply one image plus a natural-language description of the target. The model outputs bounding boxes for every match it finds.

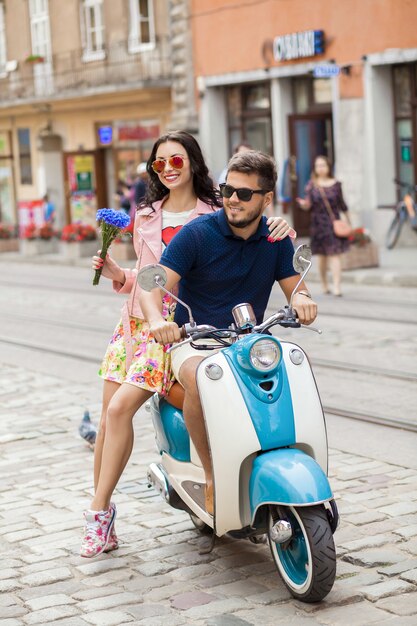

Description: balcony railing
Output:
[0,37,171,104]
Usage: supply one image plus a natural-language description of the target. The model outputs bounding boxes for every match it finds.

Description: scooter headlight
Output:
[249,339,281,371]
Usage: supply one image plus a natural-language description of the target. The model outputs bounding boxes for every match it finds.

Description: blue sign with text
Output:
[313,65,340,78]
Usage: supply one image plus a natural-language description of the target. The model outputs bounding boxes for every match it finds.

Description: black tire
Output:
[268,505,336,603]
[189,513,213,535]
[385,208,404,249]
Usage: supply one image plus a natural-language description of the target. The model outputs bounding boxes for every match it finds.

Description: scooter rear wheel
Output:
[189,513,213,535]
[268,505,336,603]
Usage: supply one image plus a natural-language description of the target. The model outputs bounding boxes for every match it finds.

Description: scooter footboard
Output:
[250,448,333,523]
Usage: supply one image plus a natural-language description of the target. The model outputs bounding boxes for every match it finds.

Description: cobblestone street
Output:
[1,364,417,626]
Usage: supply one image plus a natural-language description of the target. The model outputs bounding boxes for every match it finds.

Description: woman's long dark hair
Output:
[141,130,222,210]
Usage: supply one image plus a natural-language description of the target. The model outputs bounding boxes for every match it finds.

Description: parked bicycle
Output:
[379,179,417,249]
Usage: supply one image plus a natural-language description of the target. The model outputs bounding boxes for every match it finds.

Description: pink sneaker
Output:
[104,503,119,553]
[80,505,116,558]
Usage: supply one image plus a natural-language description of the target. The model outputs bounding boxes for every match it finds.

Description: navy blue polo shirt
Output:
[160,209,298,328]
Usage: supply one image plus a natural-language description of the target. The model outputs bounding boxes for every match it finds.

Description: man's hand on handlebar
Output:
[291,293,318,325]
[149,319,182,345]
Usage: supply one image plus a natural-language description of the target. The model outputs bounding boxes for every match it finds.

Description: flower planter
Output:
[110,240,136,261]
[341,242,379,270]
[60,240,98,259]
[20,239,59,256]
[0,238,19,253]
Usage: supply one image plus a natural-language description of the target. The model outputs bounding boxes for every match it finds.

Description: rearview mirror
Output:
[292,244,312,274]
[137,264,167,291]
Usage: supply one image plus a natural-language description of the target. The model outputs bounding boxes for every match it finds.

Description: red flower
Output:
[61,223,97,242]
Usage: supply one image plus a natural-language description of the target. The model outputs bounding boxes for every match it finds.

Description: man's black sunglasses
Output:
[219,183,269,202]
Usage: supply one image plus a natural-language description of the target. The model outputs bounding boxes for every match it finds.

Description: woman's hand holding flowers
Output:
[92,251,125,284]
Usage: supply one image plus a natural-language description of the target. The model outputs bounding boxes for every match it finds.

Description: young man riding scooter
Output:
[140,150,317,515]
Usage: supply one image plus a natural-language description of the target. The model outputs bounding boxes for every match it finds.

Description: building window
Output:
[293,76,332,114]
[226,83,273,155]
[392,64,416,188]
[29,0,51,60]
[128,0,155,53]
[18,129,33,185]
[81,0,105,62]
[0,3,7,75]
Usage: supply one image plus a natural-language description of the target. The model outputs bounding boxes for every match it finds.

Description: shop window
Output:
[395,119,414,186]
[81,0,105,62]
[293,76,332,113]
[226,82,272,155]
[393,64,416,188]
[18,129,33,185]
[0,3,6,76]
[128,0,155,53]
[313,78,332,105]
[393,65,412,117]
[244,84,270,110]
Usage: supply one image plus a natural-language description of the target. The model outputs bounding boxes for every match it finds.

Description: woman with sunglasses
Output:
[81,131,294,557]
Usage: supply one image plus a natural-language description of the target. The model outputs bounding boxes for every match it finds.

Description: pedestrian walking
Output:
[80,131,294,557]
[297,155,350,296]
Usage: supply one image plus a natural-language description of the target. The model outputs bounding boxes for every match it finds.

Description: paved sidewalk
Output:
[1,364,417,625]
[1,244,417,287]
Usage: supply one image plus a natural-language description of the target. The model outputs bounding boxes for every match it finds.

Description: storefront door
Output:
[64,150,107,226]
[0,132,16,225]
[289,113,333,236]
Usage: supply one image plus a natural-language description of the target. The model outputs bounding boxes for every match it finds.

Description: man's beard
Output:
[225,205,264,229]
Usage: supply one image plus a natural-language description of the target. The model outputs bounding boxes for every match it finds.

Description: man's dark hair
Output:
[142,130,222,209]
[227,150,277,192]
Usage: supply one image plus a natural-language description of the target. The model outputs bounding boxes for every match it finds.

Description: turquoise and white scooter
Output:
[138,245,338,603]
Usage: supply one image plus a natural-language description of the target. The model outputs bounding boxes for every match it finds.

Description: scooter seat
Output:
[165,382,185,410]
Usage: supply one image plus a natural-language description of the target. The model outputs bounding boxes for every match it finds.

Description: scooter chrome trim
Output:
[270,519,293,544]
[147,462,170,502]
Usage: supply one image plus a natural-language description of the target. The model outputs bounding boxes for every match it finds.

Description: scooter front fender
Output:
[250,448,333,522]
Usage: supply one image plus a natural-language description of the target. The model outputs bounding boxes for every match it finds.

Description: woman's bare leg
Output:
[328,254,342,296]
[317,254,329,293]
[91,384,152,512]
[94,380,121,491]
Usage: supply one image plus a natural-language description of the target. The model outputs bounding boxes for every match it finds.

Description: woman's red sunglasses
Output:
[152,155,185,174]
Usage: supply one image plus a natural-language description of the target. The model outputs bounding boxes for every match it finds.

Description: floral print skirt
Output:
[99,299,175,395]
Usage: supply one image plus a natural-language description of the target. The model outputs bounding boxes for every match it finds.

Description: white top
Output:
[161,208,193,249]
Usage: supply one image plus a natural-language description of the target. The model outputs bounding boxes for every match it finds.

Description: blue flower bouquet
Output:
[93,209,131,285]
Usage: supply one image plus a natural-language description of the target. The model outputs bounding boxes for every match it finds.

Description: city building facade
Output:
[0,0,175,229]
[191,0,417,241]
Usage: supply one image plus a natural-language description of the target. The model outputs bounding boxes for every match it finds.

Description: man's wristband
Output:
[295,290,312,299]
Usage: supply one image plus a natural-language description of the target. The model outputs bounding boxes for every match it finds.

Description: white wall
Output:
[270,77,292,176]
[199,86,229,181]
[363,63,397,243]
[334,98,364,227]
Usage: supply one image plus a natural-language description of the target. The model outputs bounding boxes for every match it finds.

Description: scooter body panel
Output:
[149,395,191,462]
[223,337,296,451]
[150,335,331,538]
[280,341,328,474]
[196,351,261,536]
[249,448,333,521]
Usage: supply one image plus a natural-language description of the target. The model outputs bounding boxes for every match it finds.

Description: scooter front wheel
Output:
[268,505,336,603]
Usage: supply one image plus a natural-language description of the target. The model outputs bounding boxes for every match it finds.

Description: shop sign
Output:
[400,138,412,163]
[67,155,95,192]
[313,65,340,78]
[274,30,325,62]
[18,200,45,236]
[114,120,160,145]
[70,191,97,226]
[98,125,113,145]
